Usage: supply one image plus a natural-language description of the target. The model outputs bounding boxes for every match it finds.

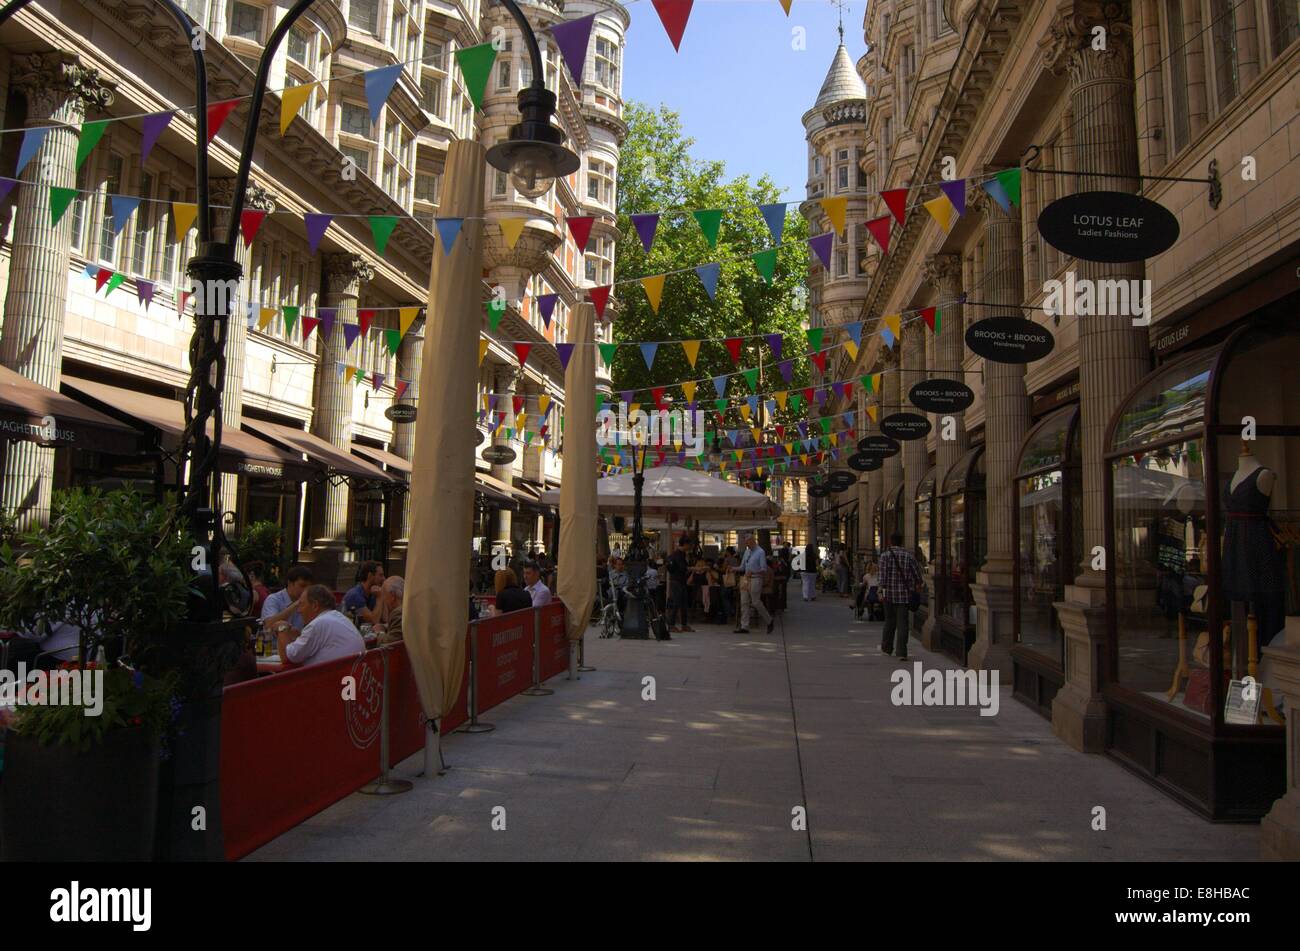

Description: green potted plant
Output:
[233,519,284,587]
[0,488,195,861]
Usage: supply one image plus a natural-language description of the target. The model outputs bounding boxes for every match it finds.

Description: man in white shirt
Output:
[277,585,365,667]
[523,561,552,607]
[736,535,774,635]
[260,565,313,635]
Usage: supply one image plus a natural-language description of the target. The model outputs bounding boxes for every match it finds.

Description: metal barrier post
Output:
[578,634,595,673]
[522,606,554,696]
[361,646,414,795]
[462,620,495,733]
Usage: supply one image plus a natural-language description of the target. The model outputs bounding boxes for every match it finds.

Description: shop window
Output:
[915,467,936,568]
[938,445,986,629]
[1014,406,1083,664]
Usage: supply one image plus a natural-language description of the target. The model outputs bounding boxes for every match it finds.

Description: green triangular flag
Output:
[693,209,723,248]
[741,368,758,392]
[713,399,727,413]
[104,272,126,295]
[752,248,777,284]
[487,298,507,332]
[790,394,803,412]
[860,374,873,393]
[454,42,499,110]
[594,395,605,417]
[369,215,399,255]
[995,167,1021,208]
[76,120,109,170]
[934,309,942,334]
[50,187,76,226]
[354,368,366,384]
[820,418,832,434]
[597,342,618,368]
[282,306,299,333]
[385,328,401,354]
[806,327,824,352]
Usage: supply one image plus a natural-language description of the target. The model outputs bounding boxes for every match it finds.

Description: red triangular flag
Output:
[866,215,892,255]
[95,267,112,292]
[240,210,266,248]
[513,395,525,415]
[810,351,827,372]
[652,0,694,51]
[589,284,612,319]
[802,387,814,404]
[394,380,409,400]
[178,291,189,316]
[921,306,938,331]
[567,215,595,253]
[301,316,321,340]
[881,188,909,227]
[651,386,665,406]
[206,99,241,143]
[724,338,742,365]
[513,342,532,367]
[358,309,375,336]
[843,381,854,400]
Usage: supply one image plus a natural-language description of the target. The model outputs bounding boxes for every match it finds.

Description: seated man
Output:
[260,565,313,636]
[522,561,552,607]
[277,584,365,667]
[342,560,384,624]
[376,576,404,645]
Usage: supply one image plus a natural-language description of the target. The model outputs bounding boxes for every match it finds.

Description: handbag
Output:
[1182,668,1213,714]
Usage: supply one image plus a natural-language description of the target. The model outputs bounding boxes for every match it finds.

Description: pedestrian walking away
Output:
[877,533,923,659]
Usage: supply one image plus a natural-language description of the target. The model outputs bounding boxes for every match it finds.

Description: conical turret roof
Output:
[814,43,867,109]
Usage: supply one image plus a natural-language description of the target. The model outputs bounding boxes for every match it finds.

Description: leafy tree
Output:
[611,102,812,445]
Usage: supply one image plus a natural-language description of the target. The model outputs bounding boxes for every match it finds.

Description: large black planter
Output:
[1,726,160,861]
[154,690,225,861]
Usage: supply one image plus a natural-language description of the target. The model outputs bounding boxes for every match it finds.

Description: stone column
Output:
[1234,0,1260,87]
[211,179,276,527]
[968,179,1029,677]
[308,254,373,584]
[855,390,874,554]
[0,53,112,528]
[388,318,423,559]
[879,348,902,542]
[900,320,927,553]
[491,363,515,555]
[1042,3,1150,752]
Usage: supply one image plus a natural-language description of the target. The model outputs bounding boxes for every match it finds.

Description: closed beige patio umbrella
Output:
[557,302,598,674]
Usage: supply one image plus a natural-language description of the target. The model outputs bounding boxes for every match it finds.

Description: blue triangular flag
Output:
[364,63,404,123]
[639,342,658,371]
[746,395,759,415]
[726,429,739,446]
[981,178,1012,215]
[759,203,786,244]
[712,375,727,398]
[109,195,141,235]
[16,127,51,175]
[435,218,464,255]
[845,321,863,347]
[695,262,720,300]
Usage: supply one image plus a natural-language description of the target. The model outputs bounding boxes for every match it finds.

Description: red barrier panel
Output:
[220,650,385,861]
[473,608,534,714]
[387,638,469,767]
[537,601,568,683]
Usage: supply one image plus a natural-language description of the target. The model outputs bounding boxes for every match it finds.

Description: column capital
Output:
[323,253,375,295]
[923,253,962,294]
[1040,0,1134,84]
[876,344,900,371]
[211,177,278,213]
[14,51,114,123]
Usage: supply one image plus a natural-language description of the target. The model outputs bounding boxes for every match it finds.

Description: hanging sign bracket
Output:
[1021,144,1222,209]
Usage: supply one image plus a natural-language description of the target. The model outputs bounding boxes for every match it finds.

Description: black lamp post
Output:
[620,436,650,639]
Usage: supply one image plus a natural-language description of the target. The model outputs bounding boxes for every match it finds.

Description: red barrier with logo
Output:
[474,608,534,713]
[387,638,469,765]
[220,651,386,861]
[537,601,568,682]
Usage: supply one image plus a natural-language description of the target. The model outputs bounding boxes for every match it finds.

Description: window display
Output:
[883,482,905,543]
[937,445,986,628]
[1014,406,1082,663]
[915,466,936,569]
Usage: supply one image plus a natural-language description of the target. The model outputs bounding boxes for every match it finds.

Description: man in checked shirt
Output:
[878,532,924,660]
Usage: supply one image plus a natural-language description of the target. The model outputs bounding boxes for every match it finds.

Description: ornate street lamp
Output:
[620,433,651,639]
[485,0,580,198]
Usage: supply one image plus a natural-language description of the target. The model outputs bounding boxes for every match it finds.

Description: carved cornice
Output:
[923,253,963,293]
[1040,1,1134,84]
[14,51,115,122]
[211,178,278,214]
[323,253,375,294]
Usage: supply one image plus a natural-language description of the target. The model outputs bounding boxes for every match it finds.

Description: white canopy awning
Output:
[540,466,782,522]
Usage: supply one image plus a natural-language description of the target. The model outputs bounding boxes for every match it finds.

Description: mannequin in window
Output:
[1223,442,1286,649]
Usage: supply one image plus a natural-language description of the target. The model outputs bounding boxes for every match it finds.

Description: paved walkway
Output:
[248,595,1260,861]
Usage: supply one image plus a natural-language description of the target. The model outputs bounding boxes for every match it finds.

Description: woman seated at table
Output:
[493,568,533,614]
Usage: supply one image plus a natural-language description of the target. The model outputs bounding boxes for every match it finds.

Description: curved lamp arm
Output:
[497,0,545,89]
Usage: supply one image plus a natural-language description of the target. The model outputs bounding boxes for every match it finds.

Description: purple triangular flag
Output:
[550,14,597,86]
[620,390,634,405]
[798,422,808,438]
[16,127,50,175]
[759,203,786,244]
[305,214,332,255]
[631,213,660,252]
[364,63,404,123]
[555,342,575,370]
[940,179,966,217]
[342,323,362,349]
[815,388,828,406]
[137,280,155,309]
[778,359,793,382]
[832,382,845,399]
[0,177,16,203]
[809,233,833,269]
[141,111,175,163]
[488,393,500,409]
[766,333,783,361]
[318,307,336,339]
[538,293,558,328]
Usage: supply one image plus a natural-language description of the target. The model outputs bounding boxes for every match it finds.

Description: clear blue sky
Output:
[621,0,868,204]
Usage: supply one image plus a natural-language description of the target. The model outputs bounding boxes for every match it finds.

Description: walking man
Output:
[878,532,923,659]
[736,535,774,634]
[800,540,817,601]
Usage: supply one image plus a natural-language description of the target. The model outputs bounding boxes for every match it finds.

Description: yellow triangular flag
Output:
[399,306,420,337]
[821,196,848,236]
[867,405,879,422]
[681,339,701,368]
[538,394,551,416]
[500,218,526,250]
[830,433,840,447]
[629,403,640,415]
[516,412,527,430]
[641,274,665,313]
[884,314,901,338]
[923,195,957,233]
[800,454,808,465]
[173,202,198,242]
[778,0,792,13]
[872,372,883,392]
[478,339,489,366]
[257,307,276,331]
[344,364,356,382]
[844,339,859,360]
[775,390,788,409]
[751,427,762,444]
[280,82,317,135]
[784,442,793,455]
[739,404,752,421]
[681,381,697,403]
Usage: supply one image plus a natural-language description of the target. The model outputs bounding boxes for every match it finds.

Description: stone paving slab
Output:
[246,595,1261,862]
